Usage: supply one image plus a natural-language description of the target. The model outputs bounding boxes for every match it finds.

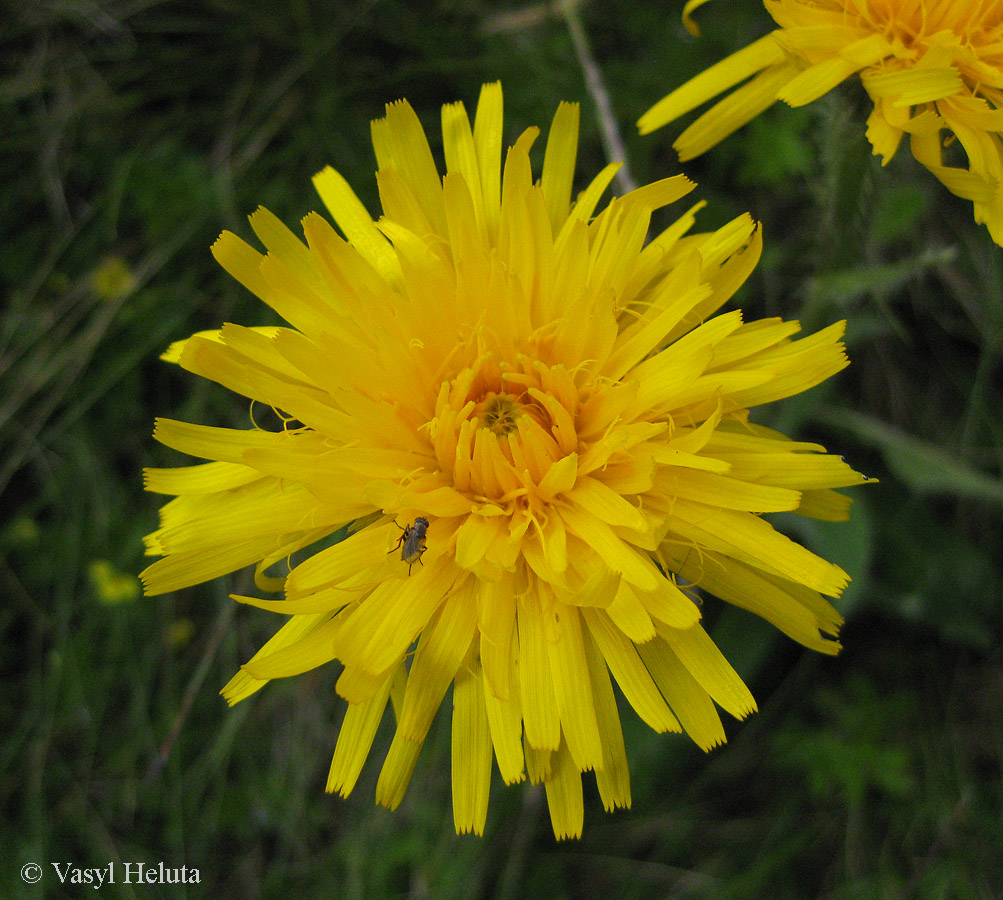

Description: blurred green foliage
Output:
[2,0,1001,898]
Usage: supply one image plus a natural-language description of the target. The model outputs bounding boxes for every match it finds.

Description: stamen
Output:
[479,394,522,435]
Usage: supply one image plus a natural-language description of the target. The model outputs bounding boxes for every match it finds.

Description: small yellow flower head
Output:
[89,560,141,605]
[640,0,1003,244]
[91,256,136,300]
[142,84,869,839]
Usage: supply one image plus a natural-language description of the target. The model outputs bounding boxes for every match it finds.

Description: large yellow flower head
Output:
[142,83,868,839]
[639,0,1003,244]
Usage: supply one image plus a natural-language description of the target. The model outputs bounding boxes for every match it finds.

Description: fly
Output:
[391,516,429,574]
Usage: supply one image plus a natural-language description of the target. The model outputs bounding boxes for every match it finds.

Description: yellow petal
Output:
[797,488,853,522]
[547,605,604,772]
[479,575,517,700]
[140,533,286,596]
[632,309,744,410]
[635,576,702,629]
[708,317,801,369]
[543,738,584,840]
[247,206,317,276]
[399,582,478,741]
[638,33,788,136]
[562,506,660,591]
[442,99,486,239]
[312,166,399,281]
[483,630,526,784]
[375,730,423,811]
[657,621,757,719]
[241,613,343,681]
[863,66,964,106]
[667,498,850,597]
[220,612,328,704]
[866,103,905,163]
[561,162,621,231]
[655,467,801,512]
[777,31,891,106]
[567,475,647,531]
[542,101,580,233]
[582,623,631,810]
[674,61,801,161]
[537,452,579,499]
[636,636,725,750]
[605,581,656,644]
[709,450,867,489]
[473,81,504,242]
[455,512,507,573]
[211,230,268,300]
[661,542,843,653]
[524,744,552,785]
[160,326,283,366]
[451,657,493,835]
[232,586,356,616]
[143,461,264,494]
[371,99,446,237]
[581,608,681,733]
[517,593,561,750]
[283,524,389,598]
[327,663,397,796]
[334,557,457,675]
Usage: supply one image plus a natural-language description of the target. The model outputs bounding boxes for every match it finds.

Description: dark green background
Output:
[3,1,1001,897]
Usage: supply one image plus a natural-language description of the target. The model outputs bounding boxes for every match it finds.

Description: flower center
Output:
[429,353,582,503]
[476,393,522,435]
[843,0,996,48]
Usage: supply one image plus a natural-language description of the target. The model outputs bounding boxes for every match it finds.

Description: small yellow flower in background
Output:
[141,83,869,839]
[639,0,1003,244]
[5,515,40,548]
[91,256,136,300]
[89,559,141,605]
[165,618,196,650]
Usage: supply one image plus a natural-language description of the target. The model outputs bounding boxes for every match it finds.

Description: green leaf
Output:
[804,246,957,308]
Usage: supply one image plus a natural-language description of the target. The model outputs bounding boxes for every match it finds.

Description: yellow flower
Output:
[89,559,141,605]
[639,0,1003,244]
[142,83,869,839]
[91,256,136,300]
